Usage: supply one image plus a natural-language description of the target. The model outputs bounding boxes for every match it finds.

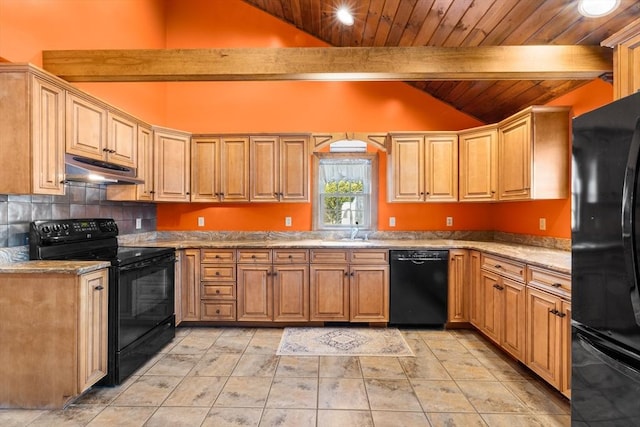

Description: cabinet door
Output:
[561,300,571,398]
[237,265,272,321]
[501,278,526,361]
[136,125,154,201]
[273,265,309,321]
[499,115,531,200]
[459,127,498,201]
[66,93,107,160]
[78,269,108,392]
[31,75,65,195]
[448,249,468,323]
[250,135,279,202]
[280,135,309,201]
[526,286,561,388]
[310,264,350,321]
[350,265,389,322]
[389,135,424,201]
[191,137,221,202]
[106,111,137,167]
[180,249,201,321]
[154,129,191,202]
[468,250,483,328]
[480,270,501,344]
[221,136,250,202]
[425,134,458,202]
[174,250,183,325]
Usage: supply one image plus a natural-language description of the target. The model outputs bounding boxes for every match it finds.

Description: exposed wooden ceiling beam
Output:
[42,46,612,82]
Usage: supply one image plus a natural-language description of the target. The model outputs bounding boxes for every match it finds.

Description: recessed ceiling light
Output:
[337,6,354,26]
[578,0,620,17]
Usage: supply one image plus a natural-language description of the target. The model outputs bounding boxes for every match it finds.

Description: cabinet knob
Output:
[94,285,104,291]
[215,289,220,294]
[344,272,349,277]
[215,271,220,276]
[215,309,220,314]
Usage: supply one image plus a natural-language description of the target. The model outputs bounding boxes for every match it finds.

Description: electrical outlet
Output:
[446,216,453,227]
[539,217,547,230]
[285,216,292,227]
[135,218,142,230]
[198,217,205,227]
[389,217,396,227]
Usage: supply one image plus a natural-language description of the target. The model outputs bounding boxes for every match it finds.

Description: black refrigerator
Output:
[572,91,640,425]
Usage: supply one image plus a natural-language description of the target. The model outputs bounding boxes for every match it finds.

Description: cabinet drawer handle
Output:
[215,271,220,276]
[493,283,500,289]
[549,309,558,315]
[94,285,104,291]
[494,264,502,269]
[557,312,567,318]
[552,283,562,288]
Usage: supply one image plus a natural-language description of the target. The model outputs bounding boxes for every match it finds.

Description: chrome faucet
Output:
[350,221,359,240]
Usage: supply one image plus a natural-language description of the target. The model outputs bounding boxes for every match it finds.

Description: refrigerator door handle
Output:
[621,117,640,326]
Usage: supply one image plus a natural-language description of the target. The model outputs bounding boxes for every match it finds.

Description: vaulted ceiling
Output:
[242,0,640,123]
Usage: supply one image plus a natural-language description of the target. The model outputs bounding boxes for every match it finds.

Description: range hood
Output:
[64,154,144,185]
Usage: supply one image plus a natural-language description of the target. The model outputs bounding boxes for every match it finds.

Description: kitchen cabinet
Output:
[387,132,458,202]
[250,134,309,202]
[237,249,309,322]
[191,135,249,202]
[310,249,389,322]
[66,93,137,168]
[448,249,469,324]
[201,249,237,321]
[106,123,154,202]
[480,254,526,361]
[497,106,570,201]
[458,125,498,202]
[153,126,192,202]
[526,265,572,397]
[0,268,108,409]
[179,249,201,322]
[0,65,65,195]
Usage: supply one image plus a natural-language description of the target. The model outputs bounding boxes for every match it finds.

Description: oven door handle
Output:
[119,254,176,272]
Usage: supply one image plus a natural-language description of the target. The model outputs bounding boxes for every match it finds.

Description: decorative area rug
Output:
[276,327,414,357]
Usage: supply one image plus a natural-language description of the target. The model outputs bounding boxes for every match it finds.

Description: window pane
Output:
[318,157,371,229]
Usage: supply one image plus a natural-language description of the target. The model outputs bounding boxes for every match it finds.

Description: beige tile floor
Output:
[0,327,570,426]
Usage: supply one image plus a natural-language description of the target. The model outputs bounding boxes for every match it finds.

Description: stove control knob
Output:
[52,224,61,232]
[42,226,50,234]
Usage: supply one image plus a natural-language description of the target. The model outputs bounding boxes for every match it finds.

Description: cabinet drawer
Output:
[201,301,236,321]
[274,249,309,264]
[527,266,571,297]
[481,254,525,282]
[237,249,272,263]
[310,249,349,263]
[201,249,235,263]
[350,249,389,264]
[201,265,236,281]
[201,283,236,299]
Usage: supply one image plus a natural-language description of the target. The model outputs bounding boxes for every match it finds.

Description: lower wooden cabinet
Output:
[479,255,527,362]
[310,249,389,322]
[468,250,483,328]
[0,268,108,409]
[237,249,309,322]
[179,249,201,322]
[448,249,469,324]
[526,286,572,397]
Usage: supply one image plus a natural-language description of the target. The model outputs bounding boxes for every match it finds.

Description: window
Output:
[313,152,378,231]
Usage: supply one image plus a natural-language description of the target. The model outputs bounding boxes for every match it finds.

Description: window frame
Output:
[312,151,378,231]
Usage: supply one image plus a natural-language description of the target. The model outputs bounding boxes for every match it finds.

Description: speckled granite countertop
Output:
[0,260,111,275]
[139,238,570,274]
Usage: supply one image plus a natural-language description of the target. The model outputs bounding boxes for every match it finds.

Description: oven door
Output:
[116,252,175,351]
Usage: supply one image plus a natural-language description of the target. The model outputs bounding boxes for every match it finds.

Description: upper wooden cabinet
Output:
[66,93,137,168]
[0,65,65,195]
[250,134,309,202]
[497,106,570,201]
[153,127,191,202]
[387,132,458,202]
[191,135,249,202]
[602,18,640,100]
[458,125,498,202]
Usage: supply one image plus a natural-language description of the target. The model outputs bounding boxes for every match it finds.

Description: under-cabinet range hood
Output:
[64,153,143,185]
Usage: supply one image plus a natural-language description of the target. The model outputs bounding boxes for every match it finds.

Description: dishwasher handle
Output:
[395,257,445,262]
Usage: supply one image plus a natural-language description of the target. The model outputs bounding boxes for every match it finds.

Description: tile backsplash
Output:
[0,182,156,247]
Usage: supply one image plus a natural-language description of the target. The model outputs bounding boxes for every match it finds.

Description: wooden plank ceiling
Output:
[242,0,640,123]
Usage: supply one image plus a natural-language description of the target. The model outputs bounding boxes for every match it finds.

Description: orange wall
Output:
[0,0,615,238]
[0,0,168,124]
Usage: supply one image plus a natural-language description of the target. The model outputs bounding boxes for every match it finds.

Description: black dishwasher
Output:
[389,250,449,326]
